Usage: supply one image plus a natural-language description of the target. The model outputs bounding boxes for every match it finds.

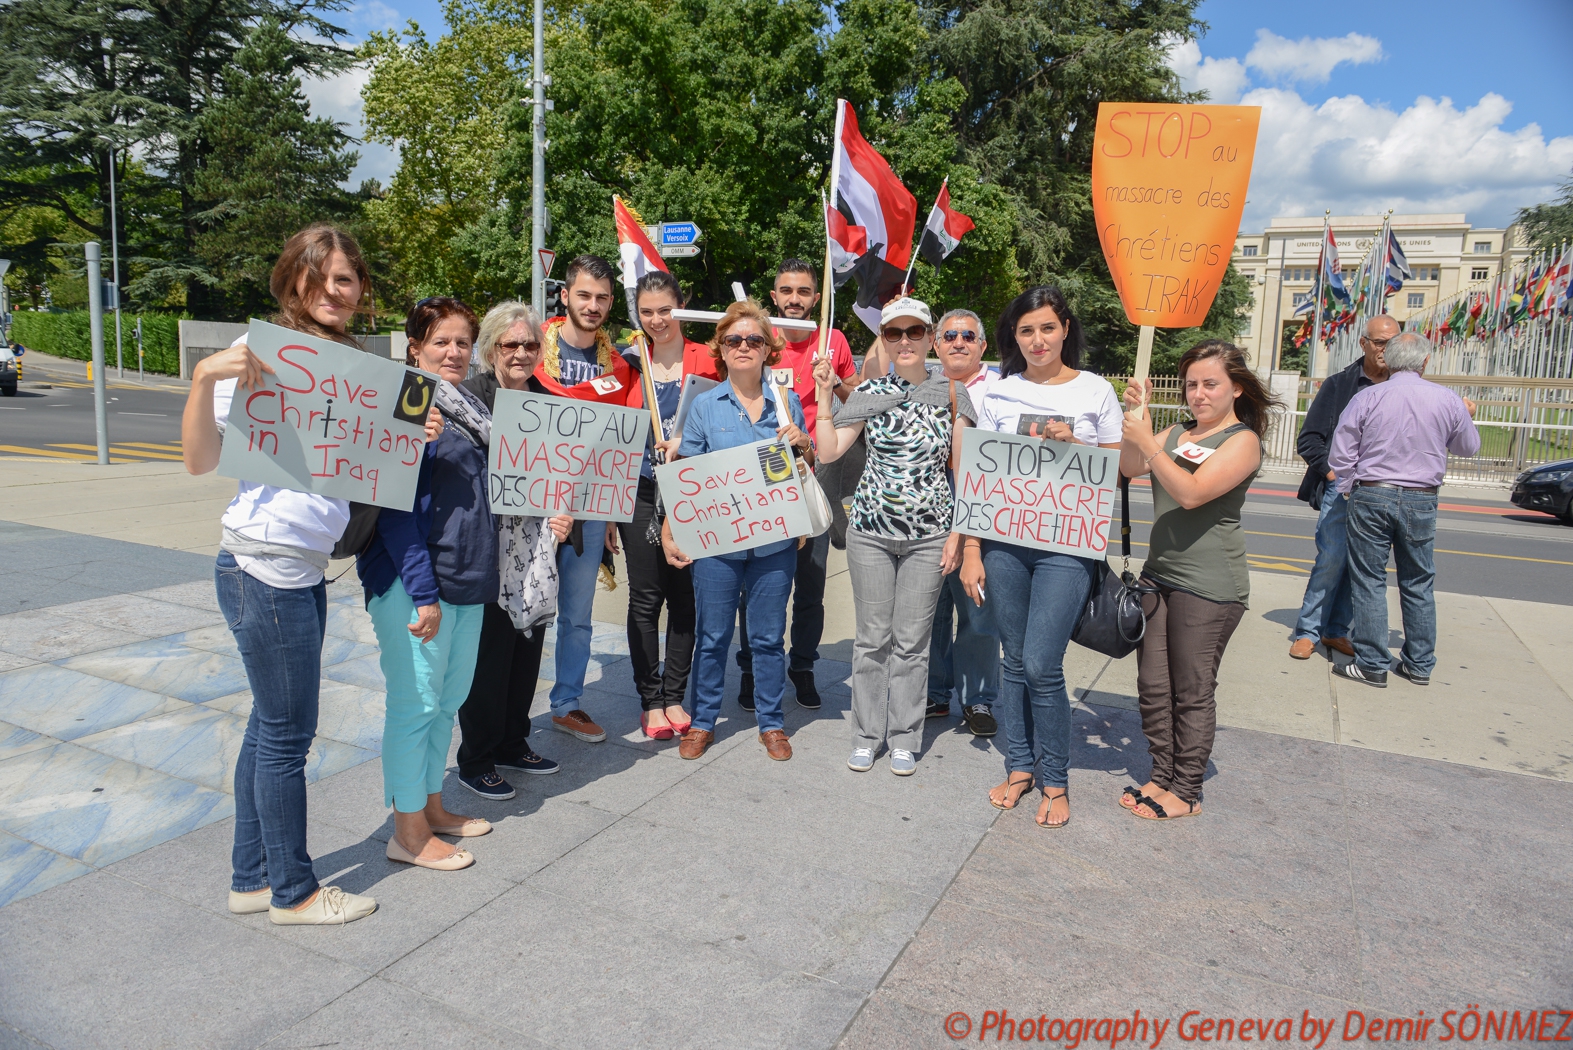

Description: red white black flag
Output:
[917,179,975,268]
[828,99,916,331]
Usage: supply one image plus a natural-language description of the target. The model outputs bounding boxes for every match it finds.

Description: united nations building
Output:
[1230,214,1534,370]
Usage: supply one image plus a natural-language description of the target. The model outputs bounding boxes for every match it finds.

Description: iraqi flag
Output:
[613,196,667,292]
[916,179,975,268]
[830,99,916,331]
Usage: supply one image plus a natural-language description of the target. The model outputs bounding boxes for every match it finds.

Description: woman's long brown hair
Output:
[269,225,372,346]
[1176,339,1282,437]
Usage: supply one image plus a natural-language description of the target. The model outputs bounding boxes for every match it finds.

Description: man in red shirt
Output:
[732,259,858,714]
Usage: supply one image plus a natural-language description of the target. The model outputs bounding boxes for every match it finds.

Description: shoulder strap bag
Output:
[1070,474,1156,659]
[776,380,833,538]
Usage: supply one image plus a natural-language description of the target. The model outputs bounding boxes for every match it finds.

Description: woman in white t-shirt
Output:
[960,286,1123,831]
[180,225,415,926]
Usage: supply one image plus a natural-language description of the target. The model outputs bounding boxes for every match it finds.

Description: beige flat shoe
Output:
[386,834,474,870]
[429,818,491,837]
[228,887,271,914]
[269,886,377,926]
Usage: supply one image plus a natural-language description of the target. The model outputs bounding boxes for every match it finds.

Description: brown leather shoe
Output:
[758,729,792,761]
[1288,638,1315,660]
[1321,636,1355,658]
[678,728,713,760]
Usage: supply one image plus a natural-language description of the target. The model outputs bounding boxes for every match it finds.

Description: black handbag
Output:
[1071,474,1154,659]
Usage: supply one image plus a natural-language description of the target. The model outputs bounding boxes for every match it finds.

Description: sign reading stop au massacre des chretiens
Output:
[655,439,813,558]
[488,391,649,522]
[950,428,1120,558]
[216,319,434,510]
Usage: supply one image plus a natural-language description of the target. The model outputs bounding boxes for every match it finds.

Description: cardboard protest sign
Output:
[216,319,431,509]
[655,439,813,558]
[950,428,1120,558]
[489,391,650,522]
[1091,103,1260,329]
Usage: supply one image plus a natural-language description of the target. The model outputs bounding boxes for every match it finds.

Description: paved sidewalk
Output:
[1,461,1569,1049]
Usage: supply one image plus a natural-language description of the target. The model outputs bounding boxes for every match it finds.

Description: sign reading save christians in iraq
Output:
[655,439,813,558]
[488,391,649,521]
[1091,103,1260,327]
[216,319,433,509]
[950,429,1120,558]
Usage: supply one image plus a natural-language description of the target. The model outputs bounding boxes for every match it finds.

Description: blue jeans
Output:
[1292,481,1353,642]
[927,570,999,709]
[549,519,607,712]
[736,531,828,674]
[216,552,325,910]
[690,547,796,734]
[1346,486,1438,676]
[368,579,485,812]
[983,542,1094,790]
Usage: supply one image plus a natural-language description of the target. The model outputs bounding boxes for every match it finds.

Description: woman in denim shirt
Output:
[659,300,811,762]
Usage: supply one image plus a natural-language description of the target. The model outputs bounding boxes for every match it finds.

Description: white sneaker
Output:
[269,885,377,926]
[890,749,917,776]
[847,747,875,772]
[228,887,271,914]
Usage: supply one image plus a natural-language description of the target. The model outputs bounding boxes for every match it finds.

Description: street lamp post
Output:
[85,242,109,464]
[100,138,125,378]
[530,0,548,316]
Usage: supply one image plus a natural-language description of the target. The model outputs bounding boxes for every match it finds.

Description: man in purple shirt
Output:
[1327,332,1479,687]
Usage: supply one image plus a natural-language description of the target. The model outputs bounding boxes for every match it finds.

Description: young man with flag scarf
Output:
[535,254,645,745]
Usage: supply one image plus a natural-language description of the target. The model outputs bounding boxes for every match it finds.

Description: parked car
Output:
[1511,459,1573,523]
[0,340,19,396]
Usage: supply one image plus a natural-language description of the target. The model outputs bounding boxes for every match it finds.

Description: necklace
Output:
[542,319,615,381]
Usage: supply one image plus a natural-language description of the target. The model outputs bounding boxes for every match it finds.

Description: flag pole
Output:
[1311,210,1328,378]
[902,177,943,296]
[615,194,667,451]
[818,188,834,364]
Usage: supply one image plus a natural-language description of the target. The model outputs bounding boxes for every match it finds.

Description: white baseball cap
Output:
[880,296,932,327]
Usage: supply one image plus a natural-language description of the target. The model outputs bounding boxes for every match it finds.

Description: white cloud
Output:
[1242,88,1573,229]
[1164,35,1573,229]
[1244,29,1382,84]
[341,0,404,36]
[1165,37,1249,105]
[301,64,399,186]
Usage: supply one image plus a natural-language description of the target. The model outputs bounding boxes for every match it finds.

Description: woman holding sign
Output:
[660,300,811,762]
[962,286,1124,829]
[812,296,974,777]
[359,297,496,871]
[1119,341,1273,822]
[181,224,390,924]
[619,270,709,740]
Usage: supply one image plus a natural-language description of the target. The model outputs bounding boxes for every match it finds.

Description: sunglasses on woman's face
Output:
[497,340,541,355]
[721,333,768,349]
[940,329,979,344]
[882,324,930,343]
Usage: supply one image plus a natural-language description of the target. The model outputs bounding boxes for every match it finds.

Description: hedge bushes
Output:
[8,311,183,375]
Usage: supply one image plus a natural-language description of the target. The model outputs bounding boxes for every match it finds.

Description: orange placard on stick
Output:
[1091,103,1260,329]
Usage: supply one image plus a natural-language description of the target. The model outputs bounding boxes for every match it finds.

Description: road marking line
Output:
[0,445,133,463]
[47,443,183,461]
[116,441,184,450]
[1435,547,1573,566]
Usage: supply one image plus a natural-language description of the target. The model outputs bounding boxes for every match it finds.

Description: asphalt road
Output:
[4,353,1570,604]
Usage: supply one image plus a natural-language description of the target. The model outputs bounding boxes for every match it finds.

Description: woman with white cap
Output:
[813,296,973,776]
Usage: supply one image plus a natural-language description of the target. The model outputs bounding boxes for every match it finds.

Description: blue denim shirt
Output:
[677,377,806,561]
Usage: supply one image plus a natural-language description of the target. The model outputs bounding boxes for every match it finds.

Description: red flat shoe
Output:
[641,711,675,740]
[665,706,692,735]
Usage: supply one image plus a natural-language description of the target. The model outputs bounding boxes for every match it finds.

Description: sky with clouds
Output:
[308,0,1573,232]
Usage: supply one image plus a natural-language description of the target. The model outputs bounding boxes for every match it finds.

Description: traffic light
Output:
[543,278,565,318]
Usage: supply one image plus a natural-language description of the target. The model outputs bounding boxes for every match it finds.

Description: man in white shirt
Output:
[926,309,1001,736]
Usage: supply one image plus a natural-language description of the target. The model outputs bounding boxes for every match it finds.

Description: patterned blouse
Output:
[847,374,970,540]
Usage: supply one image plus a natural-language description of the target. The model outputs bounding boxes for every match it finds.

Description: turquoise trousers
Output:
[368,579,485,812]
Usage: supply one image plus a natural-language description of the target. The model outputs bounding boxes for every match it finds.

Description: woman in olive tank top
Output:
[1117,341,1281,821]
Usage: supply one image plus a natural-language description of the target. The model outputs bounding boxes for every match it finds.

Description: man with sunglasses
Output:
[728,259,857,714]
[1288,314,1397,662]
[925,310,1001,736]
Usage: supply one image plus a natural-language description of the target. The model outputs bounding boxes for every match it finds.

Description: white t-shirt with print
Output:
[975,371,1123,446]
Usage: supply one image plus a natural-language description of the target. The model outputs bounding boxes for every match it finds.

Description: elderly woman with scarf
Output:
[359,297,500,871]
[812,296,974,777]
[451,302,575,801]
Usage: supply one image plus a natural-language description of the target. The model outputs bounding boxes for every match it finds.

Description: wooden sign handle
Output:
[634,331,664,451]
[1131,324,1155,418]
[817,239,834,363]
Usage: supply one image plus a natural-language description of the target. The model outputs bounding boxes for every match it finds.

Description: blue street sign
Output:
[660,222,701,246]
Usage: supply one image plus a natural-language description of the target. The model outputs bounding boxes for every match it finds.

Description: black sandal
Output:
[1131,794,1200,821]
[1119,786,1144,810]
[1036,788,1070,829]
[990,773,1035,810]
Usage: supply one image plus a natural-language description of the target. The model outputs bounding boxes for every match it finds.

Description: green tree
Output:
[1516,172,1573,253]
[188,20,361,319]
[0,0,355,315]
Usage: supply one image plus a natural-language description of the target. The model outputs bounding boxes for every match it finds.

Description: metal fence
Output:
[1117,376,1573,486]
